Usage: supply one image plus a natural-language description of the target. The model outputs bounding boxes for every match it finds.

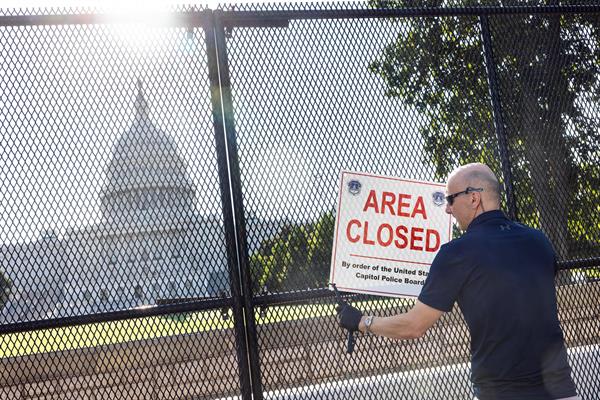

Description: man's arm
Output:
[357,300,444,340]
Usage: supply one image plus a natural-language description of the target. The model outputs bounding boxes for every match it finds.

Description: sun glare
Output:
[99,0,184,53]
[5,0,221,11]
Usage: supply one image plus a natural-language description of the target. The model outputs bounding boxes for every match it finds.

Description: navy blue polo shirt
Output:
[418,210,577,399]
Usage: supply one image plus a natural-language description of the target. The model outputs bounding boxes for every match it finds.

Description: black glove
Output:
[336,302,363,332]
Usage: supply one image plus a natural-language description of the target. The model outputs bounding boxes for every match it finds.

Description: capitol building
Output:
[0,81,277,323]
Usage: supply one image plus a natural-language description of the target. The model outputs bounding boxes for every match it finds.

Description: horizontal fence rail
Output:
[0,297,233,335]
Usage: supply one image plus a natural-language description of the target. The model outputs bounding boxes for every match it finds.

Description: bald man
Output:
[337,163,579,400]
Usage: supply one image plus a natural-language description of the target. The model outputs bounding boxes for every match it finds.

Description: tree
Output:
[251,212,335,293]
[369,0,600,263]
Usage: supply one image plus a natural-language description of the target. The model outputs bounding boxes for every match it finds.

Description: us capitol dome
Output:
[1,80,235,322]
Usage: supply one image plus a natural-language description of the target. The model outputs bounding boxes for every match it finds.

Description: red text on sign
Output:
[362,190,427,220]
[346,219,440,252]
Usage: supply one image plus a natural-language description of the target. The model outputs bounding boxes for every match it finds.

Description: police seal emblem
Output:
[347,180,362,195]
[432,191,445,206]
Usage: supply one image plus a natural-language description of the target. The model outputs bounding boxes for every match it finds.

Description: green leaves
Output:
[251,212,335,293]
[368,3,600,260]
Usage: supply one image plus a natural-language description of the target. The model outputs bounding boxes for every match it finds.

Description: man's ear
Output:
[470,192,481,209]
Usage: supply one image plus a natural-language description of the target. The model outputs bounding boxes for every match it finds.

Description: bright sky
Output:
[2,0,300,10]
[1,0,431,245]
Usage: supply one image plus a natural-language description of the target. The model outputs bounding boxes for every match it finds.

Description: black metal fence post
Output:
[213,10,264,400]
[480,15,518,221]
[203,10,253,400]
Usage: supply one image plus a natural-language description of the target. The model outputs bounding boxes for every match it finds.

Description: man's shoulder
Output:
[470,217,549,240]
[511,221,552,242]
[441,220,552,254]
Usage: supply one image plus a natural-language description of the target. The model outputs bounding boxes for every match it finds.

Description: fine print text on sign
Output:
[329,171,453,298]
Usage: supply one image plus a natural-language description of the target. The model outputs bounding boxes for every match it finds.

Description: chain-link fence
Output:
[0,7,250,399]
[0,2,598,400]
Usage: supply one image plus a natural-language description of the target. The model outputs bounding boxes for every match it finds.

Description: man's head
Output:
[445,163,501,230]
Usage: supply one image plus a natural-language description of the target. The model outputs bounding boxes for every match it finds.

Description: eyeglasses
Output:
[445,187,483,206]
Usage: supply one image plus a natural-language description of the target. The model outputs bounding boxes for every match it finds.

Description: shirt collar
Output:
[466,210,508,231]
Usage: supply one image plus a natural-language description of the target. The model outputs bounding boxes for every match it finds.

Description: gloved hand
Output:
[336,302,363,332]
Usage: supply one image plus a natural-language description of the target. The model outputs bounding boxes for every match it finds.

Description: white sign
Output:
[329,171,453,298]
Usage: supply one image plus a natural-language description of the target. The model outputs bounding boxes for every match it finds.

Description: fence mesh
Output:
[228,15,501,295]
[0,13,243,400]
[0,17,229,322]
[489,15,600,400]
[226,13,501,400]
[490,13,600,265]
[0,3,598,400]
